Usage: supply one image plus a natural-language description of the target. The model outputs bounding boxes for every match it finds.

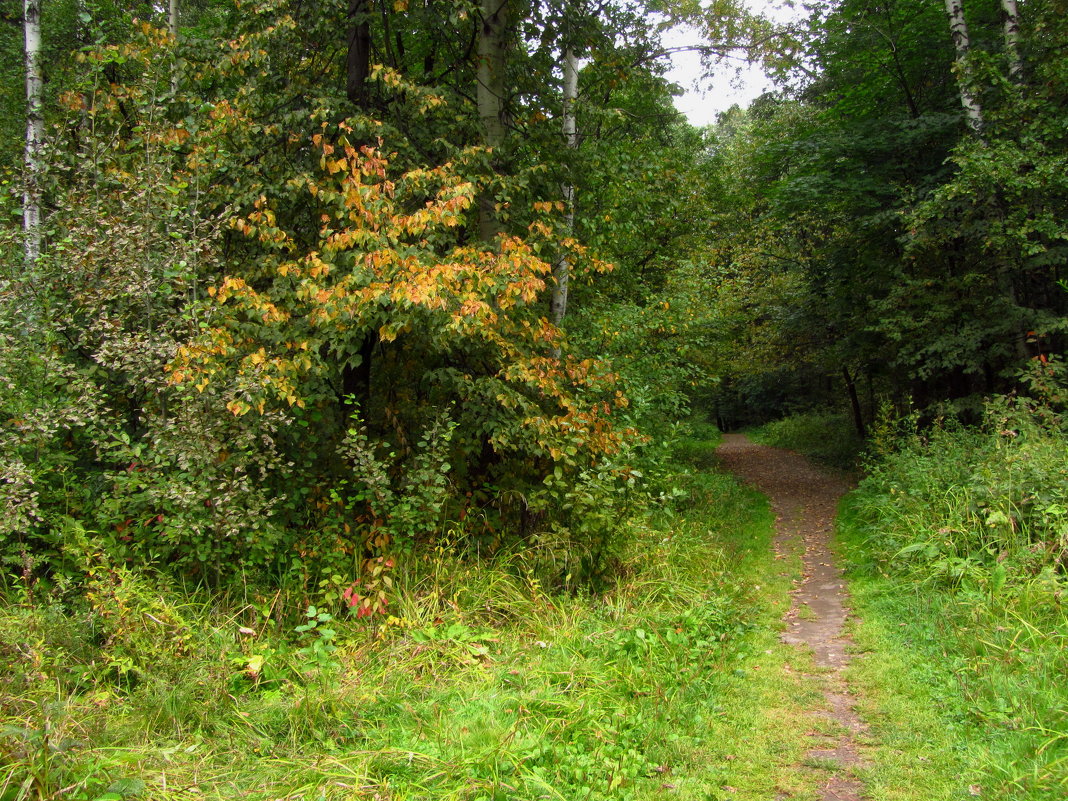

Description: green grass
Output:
[837,494,1068,801]
[0,427,819,801]
[833,396,1068,798]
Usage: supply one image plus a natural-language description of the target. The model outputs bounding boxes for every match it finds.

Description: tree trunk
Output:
[478,0,510,243]
[347,0,371,107]
[341,333,377,419]
[23,0,43,273]
[550,46,578,332]
[169,0,180,92]
[1000,0,1022,83]
[341,0,375,421]
[842,367,867,439]
[943,0,983,135]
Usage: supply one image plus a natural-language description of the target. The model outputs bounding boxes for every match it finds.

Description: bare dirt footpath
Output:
[717,433,867,801]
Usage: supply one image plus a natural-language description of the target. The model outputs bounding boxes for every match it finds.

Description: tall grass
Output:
[841,389,1068,799]
[0,424,808,801]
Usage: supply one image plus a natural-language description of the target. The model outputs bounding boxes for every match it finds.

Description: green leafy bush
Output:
[749,409,864,470]
[1,15,644,597]
[853,362,1068,585]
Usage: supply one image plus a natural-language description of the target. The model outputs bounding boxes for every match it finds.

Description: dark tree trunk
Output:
[341,332,377,419]
[478,0,511,243]
[347,0,371,107]
[842,367,867,439]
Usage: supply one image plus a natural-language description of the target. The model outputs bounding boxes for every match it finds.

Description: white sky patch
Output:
[663,2,806,127]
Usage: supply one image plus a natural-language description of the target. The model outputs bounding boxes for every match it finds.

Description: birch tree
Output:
[169,0,179,92]
[550,45,578,329]
[943,0,983,134]
[23,0,43,272]
[1001,0,1022,82]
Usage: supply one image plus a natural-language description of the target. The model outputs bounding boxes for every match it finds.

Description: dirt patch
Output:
[717,433,865,801]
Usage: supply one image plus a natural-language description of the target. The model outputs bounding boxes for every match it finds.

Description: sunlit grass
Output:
[748,409,864,471]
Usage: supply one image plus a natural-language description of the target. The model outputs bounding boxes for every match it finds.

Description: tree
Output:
[478,0,512,243]
[22,0,42,272]
[550,42,577,331]
[690,0,1068,429]
[346,0,370,107]
[1000,0,1021,82]
[944,0,983,134]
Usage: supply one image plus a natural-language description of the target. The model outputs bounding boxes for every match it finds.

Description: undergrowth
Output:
[839,371,1068,800]
[0,422,806,801]
[747,409,864,470]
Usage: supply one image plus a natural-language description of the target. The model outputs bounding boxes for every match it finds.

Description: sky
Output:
[663,2,806,127]
[665,41,776,126]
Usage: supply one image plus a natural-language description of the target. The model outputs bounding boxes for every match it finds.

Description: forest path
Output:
[717,433,866,801]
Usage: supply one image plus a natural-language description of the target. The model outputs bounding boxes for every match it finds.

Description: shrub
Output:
[852,359,1068,584]
[749,409,864,470]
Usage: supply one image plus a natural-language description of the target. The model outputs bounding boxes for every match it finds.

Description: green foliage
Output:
[332,407,457,554]
[852,360,1068,585]
[0,434,801,801]
[749,409,864,470]
[1,3,668,593]
[842,494,1068,797]
[837,358,1068,793]
[293,606,340,688]
[692,0,1068,425]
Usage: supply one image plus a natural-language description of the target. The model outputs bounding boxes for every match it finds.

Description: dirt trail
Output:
[717,433,865,801]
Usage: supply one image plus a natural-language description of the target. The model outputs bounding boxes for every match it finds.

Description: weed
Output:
[801,755,842,772]
[840,492,1068,799]
[293,606,340,689]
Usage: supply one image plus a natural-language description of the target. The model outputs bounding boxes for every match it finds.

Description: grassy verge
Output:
[0,424,813,801]
[838,494,1068,801]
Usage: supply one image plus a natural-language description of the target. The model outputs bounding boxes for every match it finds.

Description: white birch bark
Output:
[1001,0,1022,82]
[169,0,180,92]
[23,0,44,271]
[944,0,984,135]
[550,46,578,330]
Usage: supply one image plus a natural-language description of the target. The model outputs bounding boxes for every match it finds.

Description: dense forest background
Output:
[4,0,1066,587]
